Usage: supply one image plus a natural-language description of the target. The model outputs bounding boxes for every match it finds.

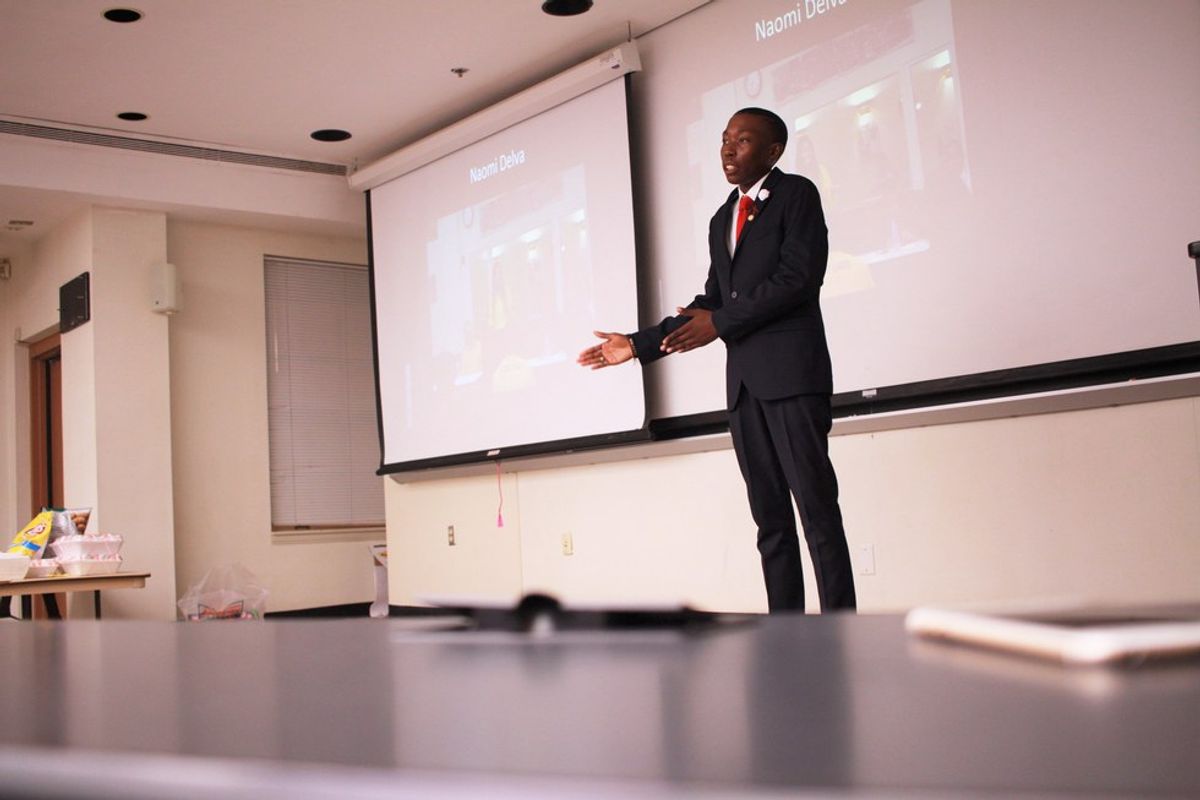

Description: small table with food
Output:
[3,512,137,619]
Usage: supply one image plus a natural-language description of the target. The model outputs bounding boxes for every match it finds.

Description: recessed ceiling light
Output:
[541,0,593,16]
[117,111,148,121]
[311,129,352,142]
[103,8,143,23]
[450,67,469,78]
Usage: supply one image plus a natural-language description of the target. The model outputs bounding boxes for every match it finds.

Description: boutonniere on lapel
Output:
[747,189,770,222]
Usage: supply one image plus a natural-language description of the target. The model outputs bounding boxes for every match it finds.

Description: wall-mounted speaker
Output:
[151,261,180,315]
[59,272,90,333]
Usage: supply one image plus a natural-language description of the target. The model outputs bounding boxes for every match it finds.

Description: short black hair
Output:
[735,107,788,150]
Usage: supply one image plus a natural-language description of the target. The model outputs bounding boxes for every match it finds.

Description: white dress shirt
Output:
[727,172,769,256]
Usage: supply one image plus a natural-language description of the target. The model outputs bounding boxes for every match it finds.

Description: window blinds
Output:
[264,256,383,528]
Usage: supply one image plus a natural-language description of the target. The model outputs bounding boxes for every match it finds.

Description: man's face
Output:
[720,113,783,191]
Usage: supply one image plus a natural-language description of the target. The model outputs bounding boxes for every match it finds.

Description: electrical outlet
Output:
[561,532,574,556]
[857,543,875,575]
[447,525,456,547]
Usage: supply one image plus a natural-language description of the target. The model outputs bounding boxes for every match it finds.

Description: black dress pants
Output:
[728,387,857,613]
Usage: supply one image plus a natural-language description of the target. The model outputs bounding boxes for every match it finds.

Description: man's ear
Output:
[768,142,784,165]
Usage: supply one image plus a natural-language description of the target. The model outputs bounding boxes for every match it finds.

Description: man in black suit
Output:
[578,107,856,613]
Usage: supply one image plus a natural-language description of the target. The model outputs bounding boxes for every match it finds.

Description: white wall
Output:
[0,239,33,539]
[88,208,177,618]
[28,212,96,565]
[386,394,1200,613]
[166,220,377,613]
[0,206,180,618]
[6,210,96,595]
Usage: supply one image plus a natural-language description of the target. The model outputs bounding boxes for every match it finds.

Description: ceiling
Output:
[0,0,709,248]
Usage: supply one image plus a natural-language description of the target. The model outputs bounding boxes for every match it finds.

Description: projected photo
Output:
[426,166,591,396]
[687,0,970,299]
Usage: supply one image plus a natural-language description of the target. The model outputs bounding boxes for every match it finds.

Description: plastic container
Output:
[58,555,122,577]
[50,533,123,560]
[25,559,61,579]
[0,553,31,582]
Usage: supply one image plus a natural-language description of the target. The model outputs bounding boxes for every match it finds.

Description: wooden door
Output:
[28,333,63,617]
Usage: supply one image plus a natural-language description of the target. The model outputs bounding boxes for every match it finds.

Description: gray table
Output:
[1,614,1197,799]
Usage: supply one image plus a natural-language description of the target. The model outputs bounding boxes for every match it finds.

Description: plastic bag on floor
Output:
[178,563,268,620]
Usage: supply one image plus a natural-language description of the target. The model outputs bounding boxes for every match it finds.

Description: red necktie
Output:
[735,194,754,242]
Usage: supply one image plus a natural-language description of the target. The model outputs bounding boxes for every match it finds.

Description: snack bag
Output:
[8,510,55,559]
[48,507,92,543]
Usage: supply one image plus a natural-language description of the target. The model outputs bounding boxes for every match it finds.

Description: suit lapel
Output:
[732,167,782,263]
[716,188,738,271]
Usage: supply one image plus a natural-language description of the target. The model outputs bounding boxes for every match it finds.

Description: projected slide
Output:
[691,0,968,295]
[371,78,644,468]
[424,166,591,394]
[635,0,1200,420]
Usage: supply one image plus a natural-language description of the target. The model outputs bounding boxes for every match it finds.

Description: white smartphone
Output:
[905,604,1200,665]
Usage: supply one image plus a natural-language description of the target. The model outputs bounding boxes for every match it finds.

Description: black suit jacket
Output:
[632,167,833,408]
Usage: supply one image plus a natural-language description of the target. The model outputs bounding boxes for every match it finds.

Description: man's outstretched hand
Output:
[577,330,634,370]
[662,307,717,353]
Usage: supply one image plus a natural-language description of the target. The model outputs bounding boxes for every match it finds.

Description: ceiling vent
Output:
[0,120,347,176]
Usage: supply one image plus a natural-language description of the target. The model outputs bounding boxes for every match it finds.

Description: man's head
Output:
[721,108,787,192]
